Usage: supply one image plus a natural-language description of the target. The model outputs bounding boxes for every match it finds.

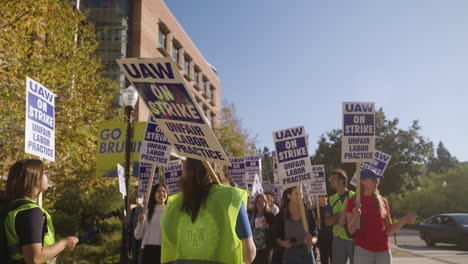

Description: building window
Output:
[184,53,191,76]
[172,39,181,63]
[194,68,200,85]
[202,77,208,95]
[210,85,215,103]
[158,23,169,49]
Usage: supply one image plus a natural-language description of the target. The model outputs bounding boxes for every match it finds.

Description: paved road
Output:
[391,228,468,264]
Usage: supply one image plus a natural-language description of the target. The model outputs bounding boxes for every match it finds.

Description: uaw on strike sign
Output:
[25,77,56,162]
[117,58,230,166]
[273,126,314,189]
[342,102,375,163]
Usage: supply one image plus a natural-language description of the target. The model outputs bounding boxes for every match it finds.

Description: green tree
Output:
[259,146,274,183]
[214,101,256,157]
[427,141,459,174]
[311,109,433,195]
[0,0,121,239]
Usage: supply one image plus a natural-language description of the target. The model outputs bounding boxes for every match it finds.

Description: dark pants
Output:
[271,248,284,264]
[253,248,272,264]
[141,245,161,264]
[318,235,333,264]
[131,239,142,264]
[283,246,316,264]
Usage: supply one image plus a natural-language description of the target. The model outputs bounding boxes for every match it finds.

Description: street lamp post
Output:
[119,86,138,264]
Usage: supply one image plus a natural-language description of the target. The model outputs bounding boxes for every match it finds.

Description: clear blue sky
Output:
[165,0,468,162]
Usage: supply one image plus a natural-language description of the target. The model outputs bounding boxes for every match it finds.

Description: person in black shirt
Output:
[316,195,333,264]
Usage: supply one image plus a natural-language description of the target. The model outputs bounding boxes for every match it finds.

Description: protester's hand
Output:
[304,234,318,245]
[63,236,79,251]
[279,240,293,248]
[138,213,145,223]
[402,213,417,224]
[352,208,361,218]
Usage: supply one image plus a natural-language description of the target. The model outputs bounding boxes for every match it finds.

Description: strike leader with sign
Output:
[273,126,314,189]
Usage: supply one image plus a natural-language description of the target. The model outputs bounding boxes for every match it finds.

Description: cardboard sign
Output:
[117,58,229,166]
[271,185,282,205]
[350,150,392,186]
[164,160,183,195]
[273,126,314,189]
[342,102,376,162]
[25,77,56,162]
[308,165,327,196]
[96,121,146,177]
[262,182,272,194]
[138,163,160,196]
[140,115,172,165]
[228,157,246,189]
[245,155,262,187]
[117,164,126,196]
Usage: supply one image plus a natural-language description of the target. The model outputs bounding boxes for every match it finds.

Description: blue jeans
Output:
[283,246,316,264]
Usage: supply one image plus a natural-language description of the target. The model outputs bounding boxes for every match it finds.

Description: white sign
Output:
[245,155,262,187]
[272,151,280,185]
[117,58,230,166]
[342,102,375,162]
[350,150,392,186]
[25,77,56,162]
[140,115,172,165]
[273,126,314,189]
[117,164,126,196]
[164,160,183,195]
[251,174,264,198]
[308,165,327,196]
[228,157,246,189]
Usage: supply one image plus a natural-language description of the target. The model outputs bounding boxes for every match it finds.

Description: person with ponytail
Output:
[134,183,168,264]
[345,169,416,264]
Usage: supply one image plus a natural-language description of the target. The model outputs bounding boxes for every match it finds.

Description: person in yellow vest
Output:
[160,158,256,264]
[325,169,355,264]
[4,159,79,264]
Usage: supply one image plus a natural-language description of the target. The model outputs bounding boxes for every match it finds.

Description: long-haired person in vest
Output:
[272,186,318,264]
[160,158,256,264]
[346,169,416,264]
[134,183,168,264]
[4,159,79,264]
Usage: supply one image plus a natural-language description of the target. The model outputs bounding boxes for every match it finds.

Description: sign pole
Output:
[298,185,311,253]
[355,161,361,229]
[316,195,321,231]
[143,163,157,213]
[203,161,221,184]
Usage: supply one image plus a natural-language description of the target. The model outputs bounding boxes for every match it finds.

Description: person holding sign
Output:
[160,158,256,264]
[134,184,168,264]
[325,169,355,264]
[3,160,79,264]
[346,169,416,264]
[271,187,318,264]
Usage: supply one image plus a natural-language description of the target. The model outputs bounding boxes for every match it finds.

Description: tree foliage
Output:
[0,0,121,233]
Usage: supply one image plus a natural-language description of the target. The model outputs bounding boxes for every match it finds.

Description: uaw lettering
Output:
[117,58,230,166]
[273,126,314,189]
[140,115,172,165]
[228,157,246,189]
[165,160,183,195]
[308,165,327,196]
[342,102,375,162]
[25,77,56,162]
[245,156,262,185]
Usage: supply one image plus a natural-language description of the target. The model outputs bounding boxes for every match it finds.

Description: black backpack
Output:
[0,199,35,264]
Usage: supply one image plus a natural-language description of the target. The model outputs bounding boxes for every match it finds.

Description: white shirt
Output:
[134,205,165,248]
